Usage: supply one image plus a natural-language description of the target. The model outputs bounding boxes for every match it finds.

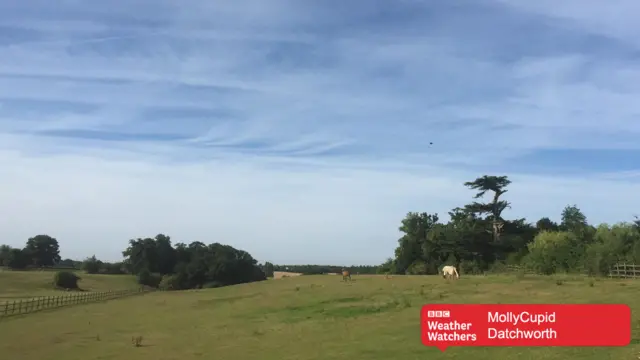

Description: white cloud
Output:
[494,0,640,46]
[0,148,638,263]
[0,0,639,264]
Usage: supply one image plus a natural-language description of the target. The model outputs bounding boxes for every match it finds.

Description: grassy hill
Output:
[0,274,638,360]
[0,270,137,301]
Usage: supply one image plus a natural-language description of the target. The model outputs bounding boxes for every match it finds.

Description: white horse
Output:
[442,265,459,279]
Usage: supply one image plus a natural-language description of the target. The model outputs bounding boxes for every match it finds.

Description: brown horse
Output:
[342,269,351,281]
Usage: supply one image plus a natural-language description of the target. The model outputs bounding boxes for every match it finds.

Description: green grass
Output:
[0,274,639,360]
[0,270,137,301]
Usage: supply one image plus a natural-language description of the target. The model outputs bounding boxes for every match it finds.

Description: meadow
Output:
[0,272,639,360]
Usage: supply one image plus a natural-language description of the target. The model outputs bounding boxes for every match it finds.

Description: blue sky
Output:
[0,0,639,264]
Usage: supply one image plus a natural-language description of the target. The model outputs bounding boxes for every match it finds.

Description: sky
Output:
[0,0,639,265]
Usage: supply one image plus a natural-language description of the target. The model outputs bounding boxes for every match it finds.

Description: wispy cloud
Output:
[0,0,639,263]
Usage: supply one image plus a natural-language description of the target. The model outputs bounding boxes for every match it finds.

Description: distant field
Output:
[273,271,303,279]
[0,270,137,301]
[0,274,638,360]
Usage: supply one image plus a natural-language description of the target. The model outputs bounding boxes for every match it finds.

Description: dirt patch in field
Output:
[273,271,303,279]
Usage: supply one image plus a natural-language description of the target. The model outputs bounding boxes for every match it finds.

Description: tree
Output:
[122,237,158,274]
[154,234,177,275]
[121,238,266,290]
[263,262,275,277]
[382,173,640,276]
[464,175,511,246]
[524,231,577,275]
[583,224,626,276]
[137,268,162,288]
[24,235,61,267]
[82,255,103,274]
[445,207,492,269]
[393,212,439,274]
[377,258,395,274]
[0,245,11,266]
[57,258,79,268]
[101,262,126,274]
[560,205,588,233]
[536,217,559,232]
[6,248,29,269]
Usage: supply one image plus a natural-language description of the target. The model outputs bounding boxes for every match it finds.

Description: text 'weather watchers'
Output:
[421,304,630,351]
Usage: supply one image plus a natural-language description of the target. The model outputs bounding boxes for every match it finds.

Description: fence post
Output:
[18,300,22,314]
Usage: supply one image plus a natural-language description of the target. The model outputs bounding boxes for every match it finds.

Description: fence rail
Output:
[501,265,591,276]
[609,263,640,278]
[0,287,149,318]
[502,263,640,278]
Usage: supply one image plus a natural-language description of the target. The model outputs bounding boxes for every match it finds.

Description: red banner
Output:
[421,304,630,351]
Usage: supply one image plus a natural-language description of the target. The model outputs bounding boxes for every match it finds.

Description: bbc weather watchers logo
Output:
[427,310,450,318]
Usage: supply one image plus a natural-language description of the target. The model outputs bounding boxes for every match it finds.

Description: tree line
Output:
[0,234,268,290]
[3,173,637,283]
[381,175,640,276]
[0,235,378,288]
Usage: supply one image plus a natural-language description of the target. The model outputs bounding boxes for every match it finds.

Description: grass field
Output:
[0,270,137,301]
[0,273,639,360]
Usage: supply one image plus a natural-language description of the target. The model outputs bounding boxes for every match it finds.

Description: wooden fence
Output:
[0,287,148,318]
[503,263,640,278]
[609,263,640,278]
[501,265,590,276]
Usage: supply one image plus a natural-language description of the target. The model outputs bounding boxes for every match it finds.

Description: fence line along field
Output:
[1,273,640,360]
[609,263,640,278]
[0,270,138,301]
[0,287,148,318]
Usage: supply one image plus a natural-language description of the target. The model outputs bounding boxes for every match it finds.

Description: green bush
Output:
[406,260,428,275]
[159,274,185,290]
[54,271,81,289]
[203,281,224,288]
[82,255,102,274]
[137,269,162,288]
[459,259,484,275]
[523,231,576,275]
[6,248,28,269]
